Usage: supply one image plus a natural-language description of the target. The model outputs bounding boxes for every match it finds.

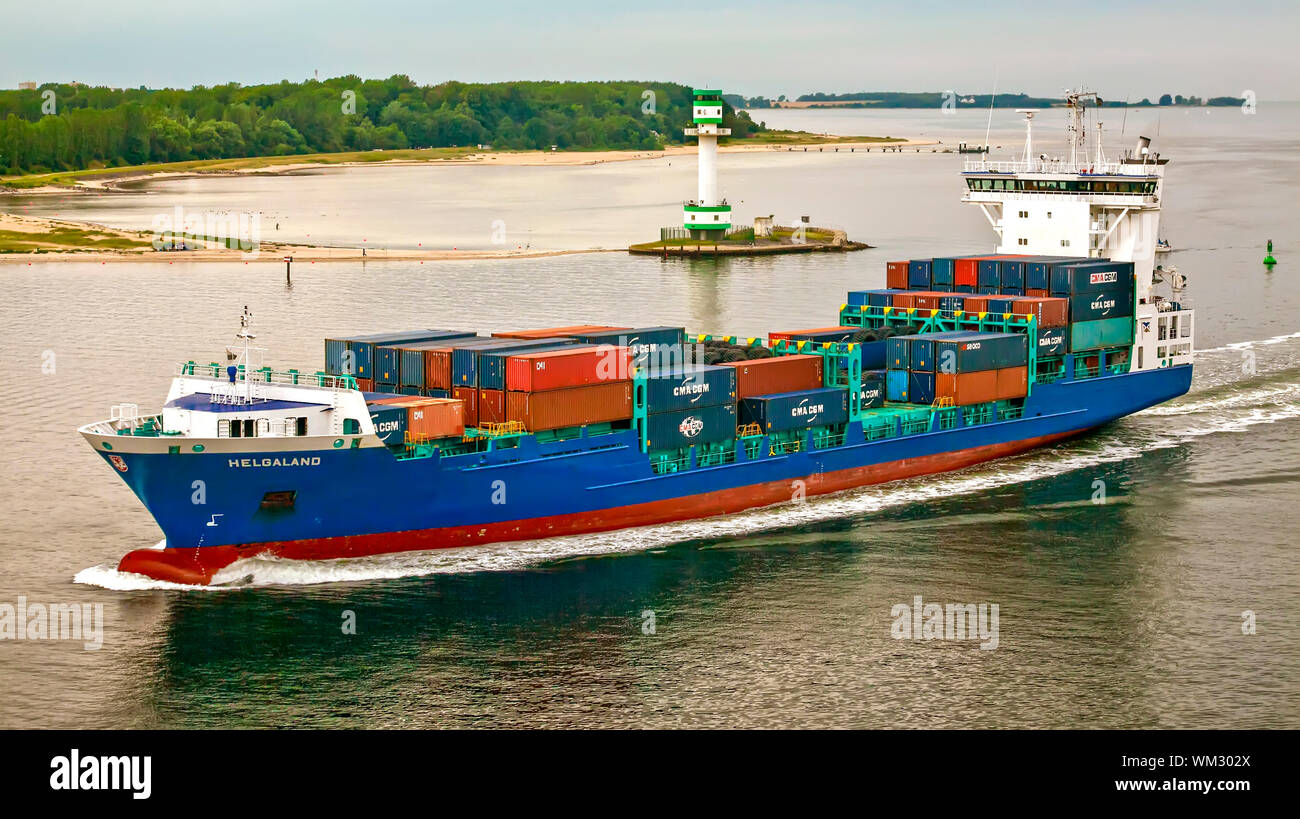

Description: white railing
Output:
[176,362,357,391]
[962,159,1156,177]
[963,190,1159,204]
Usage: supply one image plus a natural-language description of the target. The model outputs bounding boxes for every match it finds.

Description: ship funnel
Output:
[1135,135,1151,155]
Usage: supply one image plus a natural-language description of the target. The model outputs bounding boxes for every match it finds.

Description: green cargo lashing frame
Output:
[632,366,649,452]
[837,305,1038,396]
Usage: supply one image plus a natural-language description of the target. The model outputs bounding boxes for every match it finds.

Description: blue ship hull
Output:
[97,364,1192,584]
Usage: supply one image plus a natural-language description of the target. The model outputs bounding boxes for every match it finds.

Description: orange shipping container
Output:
[356,377,374,392]
[961,296,990,314]
[452,386,479,426]
[1011,297,1069,328]
[1025,288,1049,298]
[892,293,918,309]
[422,347,454,390]
[995,366,1028,400]
[493,325,628,340]
[371,396,464,440]
[886,261,909,289]
[722,354,824,399]
[935,369,999,406]
[913,292,944,311]
[506,380,633,431]
[478,388,506,425]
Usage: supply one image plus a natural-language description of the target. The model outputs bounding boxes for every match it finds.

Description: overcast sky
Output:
[3,0,1296,100]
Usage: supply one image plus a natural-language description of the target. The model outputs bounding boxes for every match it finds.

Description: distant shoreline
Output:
[0,136,937,195]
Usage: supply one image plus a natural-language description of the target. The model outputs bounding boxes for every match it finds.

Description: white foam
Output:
[1197,330,1300,354]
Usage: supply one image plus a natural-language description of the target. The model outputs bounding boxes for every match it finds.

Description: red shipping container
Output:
[1011,297,1069,328]
[892,293,918,308]
[478,389,506,424]
[961,296,989,314]
[954,258,987,288]
[1025,288,1049,298]
[422,347,454,390]
[452,386,479,426]
[722,354,824,399]
[355,377,374,392]
[506,346,631,392]
[493,325,628,340]
[935,369,999,406]
[886,261,909,289]
[995,366,1028,400]
[506,380,633,431]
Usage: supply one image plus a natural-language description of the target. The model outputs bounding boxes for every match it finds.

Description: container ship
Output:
[81,92,1195,585]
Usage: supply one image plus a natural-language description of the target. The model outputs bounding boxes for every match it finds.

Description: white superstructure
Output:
[961,90,1193,372]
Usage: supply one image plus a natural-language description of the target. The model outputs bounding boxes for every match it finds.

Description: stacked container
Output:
[1049,260,1137,352]
[366,395,465,444]
[325,330,476,379]
[642,364,738,450]
[886,332,1028,406]
[501,346,636,432]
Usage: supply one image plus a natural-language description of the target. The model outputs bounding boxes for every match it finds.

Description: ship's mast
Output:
[226,306,266,405]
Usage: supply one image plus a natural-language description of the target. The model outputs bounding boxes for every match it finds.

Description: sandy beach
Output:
[0,137,939,261]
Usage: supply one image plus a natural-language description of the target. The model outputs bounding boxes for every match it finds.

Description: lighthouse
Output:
[683,89,731,238]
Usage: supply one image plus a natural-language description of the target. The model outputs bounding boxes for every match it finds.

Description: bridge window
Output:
[297,417,308,436]
[1017,238,1028,246]
[344,418,361,435]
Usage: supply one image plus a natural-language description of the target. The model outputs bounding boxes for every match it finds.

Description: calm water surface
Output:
[0,108,1297,728]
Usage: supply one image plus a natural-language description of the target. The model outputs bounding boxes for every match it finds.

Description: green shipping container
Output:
[1069,317,1134,352]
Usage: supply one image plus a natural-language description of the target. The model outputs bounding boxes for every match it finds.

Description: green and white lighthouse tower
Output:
[683,89,731,237]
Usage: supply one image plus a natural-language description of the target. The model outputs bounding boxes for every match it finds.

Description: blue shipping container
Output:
[908,260,932,288]
[978,260,1002,288]
[367,404,408,446]
[571,327,685,365]
[1049,261,1135,296]
[910,337,935,371]
[953,284,976,294]
[860,340,887,370]
[1036,325,1067,357]
[886,336,911,369]
[644,364,736,413]
[847,289,905,307]
[939,296,966,313]
[908,371,936,404]
[886,369,910,402]
[739,387,850,433]
[645,403,737,451]
[859,371,886,409]
[335,330,476,378]
[931,332,1028,373]
[987,298,1017,314]
[931,258,956,286]
[999,260,1026,289]
[1069,288,1135,322]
